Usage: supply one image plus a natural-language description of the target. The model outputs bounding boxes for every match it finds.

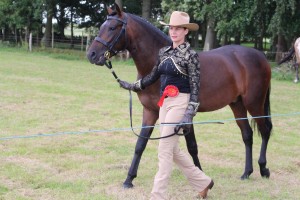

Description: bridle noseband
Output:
[94,14,127,59]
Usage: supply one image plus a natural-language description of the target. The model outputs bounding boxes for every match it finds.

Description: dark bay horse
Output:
[87,5,273,188]
[278,37,300,83]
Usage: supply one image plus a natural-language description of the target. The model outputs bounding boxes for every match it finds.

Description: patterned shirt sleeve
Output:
[188,50,200,103]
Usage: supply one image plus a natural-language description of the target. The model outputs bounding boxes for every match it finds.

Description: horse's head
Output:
[87,4,127,65]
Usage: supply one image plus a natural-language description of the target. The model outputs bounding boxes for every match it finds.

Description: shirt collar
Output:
[164,42,190,53]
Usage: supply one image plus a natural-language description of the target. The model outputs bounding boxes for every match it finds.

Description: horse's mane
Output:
[127,13,171,44]
[107,11,171,45]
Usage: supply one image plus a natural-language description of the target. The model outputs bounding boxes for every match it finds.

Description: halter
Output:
[94,14,128,59]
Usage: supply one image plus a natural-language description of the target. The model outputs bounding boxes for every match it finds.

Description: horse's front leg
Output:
[184,125,202,170]
[123,108,158,188]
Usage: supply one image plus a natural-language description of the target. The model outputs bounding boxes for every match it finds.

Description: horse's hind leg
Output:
[184,125,202,170]
[247,109,272,178]
[246,88,272,178]
[229,100,254,179]
[257,119,271,178]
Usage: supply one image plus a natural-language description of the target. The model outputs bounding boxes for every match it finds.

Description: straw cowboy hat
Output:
[160,11,199,31]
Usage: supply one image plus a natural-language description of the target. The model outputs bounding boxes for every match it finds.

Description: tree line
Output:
[0,0,299,61]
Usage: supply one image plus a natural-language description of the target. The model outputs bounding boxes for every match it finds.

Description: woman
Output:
[118,11,214,199]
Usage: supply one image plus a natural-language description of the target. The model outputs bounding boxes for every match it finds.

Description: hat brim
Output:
[159,21,199,31]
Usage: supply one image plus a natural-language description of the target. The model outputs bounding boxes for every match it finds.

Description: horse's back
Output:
[198,45,271,111]
[199,45,270,82]
[199,45,268,68]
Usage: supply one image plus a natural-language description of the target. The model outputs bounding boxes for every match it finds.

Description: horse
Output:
[278,37,300,83]
[86,4,273,188]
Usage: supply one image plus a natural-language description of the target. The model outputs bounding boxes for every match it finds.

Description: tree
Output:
[267,0,299,61]
[42,0,56,47]
[142,0,151,20]
[1,0,299,60]
[77,0,106,29]
[0,0,43,44]
[197,0,217,50]
[197,0,271,50]
[0,0,13,41]
[54,1,69,38]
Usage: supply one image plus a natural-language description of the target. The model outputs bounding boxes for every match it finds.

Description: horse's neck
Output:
[128,34,167,75]
[126,15,170,76]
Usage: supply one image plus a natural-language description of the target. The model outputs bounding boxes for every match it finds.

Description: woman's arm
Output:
[187,51,200,111]
[119,55,161,91]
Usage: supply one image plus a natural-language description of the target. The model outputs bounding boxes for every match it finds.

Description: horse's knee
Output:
[242,133,253,146]
[259,126,271,141]
[134,139,148,155]
[133,126,154,155]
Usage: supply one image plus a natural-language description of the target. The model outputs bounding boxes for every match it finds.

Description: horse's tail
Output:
[263,87,273,136]
[278,47,295,65]
[251,86,273,137]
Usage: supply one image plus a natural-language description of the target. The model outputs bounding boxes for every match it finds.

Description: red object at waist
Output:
[157,85,179,107]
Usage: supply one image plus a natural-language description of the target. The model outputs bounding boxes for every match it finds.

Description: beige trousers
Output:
[150,93,211,200]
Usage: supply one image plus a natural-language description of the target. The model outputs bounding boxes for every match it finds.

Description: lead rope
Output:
[103,52,222,140]
[103,51,184,140]
[104,51,120,81]
[129,90,187,140]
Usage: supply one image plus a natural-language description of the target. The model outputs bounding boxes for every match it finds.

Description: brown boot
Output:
[198,180,214,199]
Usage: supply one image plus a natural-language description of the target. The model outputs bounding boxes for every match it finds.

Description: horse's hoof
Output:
[123,182,134,189]
[240,170,253,180]
[260,168,270,178]
[294,79,299,83]
[240,174,250,180]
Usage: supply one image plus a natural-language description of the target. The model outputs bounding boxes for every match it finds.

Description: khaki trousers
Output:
[150,93,211,200]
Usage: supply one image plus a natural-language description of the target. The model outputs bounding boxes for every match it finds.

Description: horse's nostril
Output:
[91,52,96,59]
[87,51,98,64]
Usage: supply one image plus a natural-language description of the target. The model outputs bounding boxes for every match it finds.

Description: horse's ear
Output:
[107,6,114,15]
[106,2,122,16]
[114,2,122,16]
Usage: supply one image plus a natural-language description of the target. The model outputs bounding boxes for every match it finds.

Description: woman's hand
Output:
[174,109,193,134]
[174,102,199,134]
[118,79,142,92]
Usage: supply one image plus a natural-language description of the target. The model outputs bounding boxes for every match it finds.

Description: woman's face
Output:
[169,26,188,45]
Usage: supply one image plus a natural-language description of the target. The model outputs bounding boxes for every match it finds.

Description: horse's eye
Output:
[110,27,116,31]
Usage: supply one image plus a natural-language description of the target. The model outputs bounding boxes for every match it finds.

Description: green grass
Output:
[0,47,299,199]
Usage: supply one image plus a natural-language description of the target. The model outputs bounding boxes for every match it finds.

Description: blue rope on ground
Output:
[1,111,300,141]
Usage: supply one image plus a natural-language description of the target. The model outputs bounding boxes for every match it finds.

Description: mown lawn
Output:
[0,47,299,200]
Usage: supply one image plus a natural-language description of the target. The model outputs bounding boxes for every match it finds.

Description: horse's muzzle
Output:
[86,51,106,66]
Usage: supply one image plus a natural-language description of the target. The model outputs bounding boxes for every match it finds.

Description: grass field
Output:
[0,47,299,200]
